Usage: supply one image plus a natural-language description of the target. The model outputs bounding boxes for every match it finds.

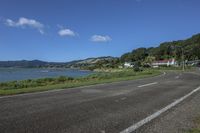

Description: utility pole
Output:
[181,47,185,71]
[175,46,185,71]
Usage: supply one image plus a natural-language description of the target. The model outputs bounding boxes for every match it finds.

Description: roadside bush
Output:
[134,67,142,72]
[56,76,74,83]
[42,78,54,82]
[0,76,76,90]
[56,76,68,82]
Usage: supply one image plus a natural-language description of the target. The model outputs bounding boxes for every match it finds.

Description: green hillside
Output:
[120,33,200,63]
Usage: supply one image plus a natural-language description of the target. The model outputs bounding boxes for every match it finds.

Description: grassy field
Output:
[0,69,161,96]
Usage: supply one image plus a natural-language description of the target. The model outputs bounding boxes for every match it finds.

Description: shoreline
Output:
[0,67,94,83]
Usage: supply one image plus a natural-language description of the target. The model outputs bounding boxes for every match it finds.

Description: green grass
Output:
[0,69,161,96]
[188,129,200,133]
[187,117,200,133]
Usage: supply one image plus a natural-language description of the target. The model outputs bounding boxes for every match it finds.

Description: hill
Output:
[66,56,119,69]
[1,33,200,69]
[0,56,117,68]
[120,33,200,63]
[0,60,46,68]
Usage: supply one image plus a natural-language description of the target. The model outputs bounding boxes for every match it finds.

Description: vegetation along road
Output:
[0,69,200,133]
[0,69,160,95]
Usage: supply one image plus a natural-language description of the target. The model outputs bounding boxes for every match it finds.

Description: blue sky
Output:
[0,0,200,62]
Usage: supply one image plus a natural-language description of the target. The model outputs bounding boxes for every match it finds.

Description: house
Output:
[187,60,200,66]
[152,59,176,67]
[124,62,134,68]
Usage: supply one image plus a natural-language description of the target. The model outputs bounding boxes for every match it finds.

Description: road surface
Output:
[0,70,200,133]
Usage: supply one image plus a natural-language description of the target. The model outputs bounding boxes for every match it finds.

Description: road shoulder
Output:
[137,91,200,133]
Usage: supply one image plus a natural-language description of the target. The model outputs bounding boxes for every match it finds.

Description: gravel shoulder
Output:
[137,90,200,133]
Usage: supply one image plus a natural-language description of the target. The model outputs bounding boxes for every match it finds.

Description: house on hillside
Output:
[152,58,177,67]
[124,62,134,68]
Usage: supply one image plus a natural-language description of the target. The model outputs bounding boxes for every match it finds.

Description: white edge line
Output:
[138,82,158,88]
[120,86,200,133]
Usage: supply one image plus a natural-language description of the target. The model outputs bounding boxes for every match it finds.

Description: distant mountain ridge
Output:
[0,56,117,68]
[74,56,116,64]
[1,33,200,68]
[0,60,62,68]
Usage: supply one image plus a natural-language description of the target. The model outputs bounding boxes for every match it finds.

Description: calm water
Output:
[0,68,94,82]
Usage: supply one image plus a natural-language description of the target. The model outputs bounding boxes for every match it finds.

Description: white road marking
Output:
[175,76,179,79]
[121,97,127,100]
[100,130,106,133]
[138,82,158,88]
[120,86,200,133]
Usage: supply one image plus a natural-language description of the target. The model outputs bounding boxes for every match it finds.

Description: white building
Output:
[152,58,176,67]
[124,62,134,68]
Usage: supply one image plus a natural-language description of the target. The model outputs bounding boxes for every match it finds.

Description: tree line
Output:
[120,33,200,64]
[85,33,200,70]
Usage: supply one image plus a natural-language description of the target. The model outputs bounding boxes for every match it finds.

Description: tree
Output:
[143,56,156,66]
[120,33,200,64]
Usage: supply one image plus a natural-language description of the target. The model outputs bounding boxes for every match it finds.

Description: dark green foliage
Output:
[133,67,140,72]
[80,58,120,70]
[120,33,200,63]
[187,129,200,133]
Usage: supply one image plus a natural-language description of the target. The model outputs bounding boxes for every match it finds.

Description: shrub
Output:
[134,67,140,72]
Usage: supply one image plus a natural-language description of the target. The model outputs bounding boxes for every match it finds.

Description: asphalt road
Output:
[0,70,200,133]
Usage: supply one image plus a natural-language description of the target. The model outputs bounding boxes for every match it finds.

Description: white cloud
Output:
[58,28,76,37]
[5,17,44,34]
[90,35,112,42]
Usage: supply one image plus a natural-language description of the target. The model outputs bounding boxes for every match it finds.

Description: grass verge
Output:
[187,117,200,133]
[0,69,161,96]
